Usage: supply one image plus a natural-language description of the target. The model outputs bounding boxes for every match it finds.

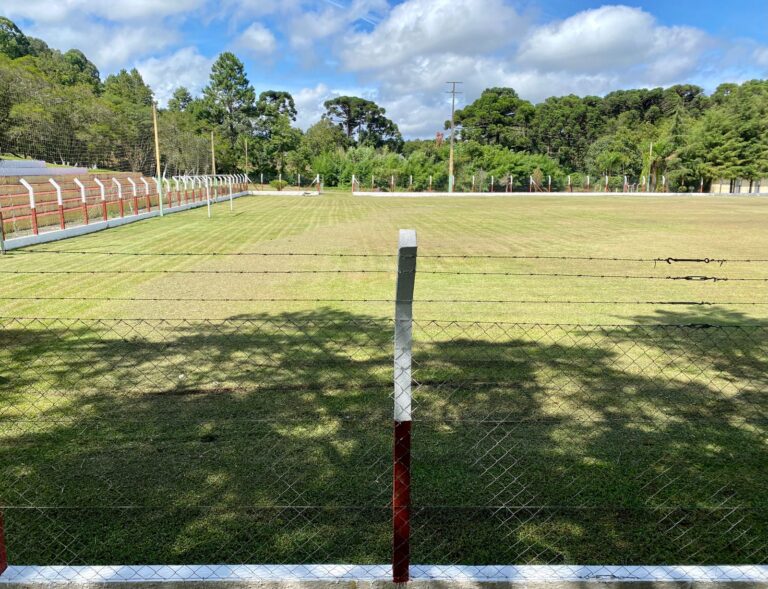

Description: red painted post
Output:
[393,229,417,584]
[0,509,7,576]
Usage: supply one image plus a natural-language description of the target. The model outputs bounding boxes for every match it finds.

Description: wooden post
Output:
[152,102,164,216]
[393,228,417,584]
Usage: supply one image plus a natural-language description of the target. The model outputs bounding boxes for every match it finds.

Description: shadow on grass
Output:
[0,307,766,567]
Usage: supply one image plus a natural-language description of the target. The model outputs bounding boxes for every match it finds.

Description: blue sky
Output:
[3,0,767,137]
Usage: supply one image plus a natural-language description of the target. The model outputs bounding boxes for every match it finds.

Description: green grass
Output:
[1,192,767,567]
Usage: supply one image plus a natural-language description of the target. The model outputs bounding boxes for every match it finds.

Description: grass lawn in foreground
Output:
[1,192,767,566]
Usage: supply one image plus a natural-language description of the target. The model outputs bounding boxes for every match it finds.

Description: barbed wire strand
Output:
[1,296,767,305]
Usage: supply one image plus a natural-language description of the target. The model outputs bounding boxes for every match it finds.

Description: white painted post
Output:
[228,175,234,211]
[127,177,138,215]
[548,175,551,192]
[394,228,417,423]
[260,172,264,187]
[351,174,356,194]
[587,175,590,190]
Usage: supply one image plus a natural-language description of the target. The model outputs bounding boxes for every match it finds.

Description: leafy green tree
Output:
[256,90,297,122]
[322,96,402,150]
[0,17,31,59]
[452,87,535,150]
[202,52,256,143]
[104,69,153,106]
[168,87,193,112]
[302,119,348,157]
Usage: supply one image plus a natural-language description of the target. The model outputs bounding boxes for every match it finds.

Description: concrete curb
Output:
[2,566,767,588]
[352,192,768,198]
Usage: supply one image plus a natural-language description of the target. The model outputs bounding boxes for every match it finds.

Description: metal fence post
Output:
[112,178,124,218]
[94,178,107,221]
[393,228,417,584]
[20,178,38,235]
[74,178,89,224]
[49,178,65,229]
[0,211,6,254]
[140,178,151,212]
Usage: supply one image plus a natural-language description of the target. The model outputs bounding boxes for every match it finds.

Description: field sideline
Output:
[1,191,768,323]
[1,192,767,568]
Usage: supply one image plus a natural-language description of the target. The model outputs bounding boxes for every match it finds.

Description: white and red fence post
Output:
[19,179,38,235]
[140,178,151,212]
[74,178,89,225]
[127,178,139,215]
[393,229,417,583]
[0,510,7,576]
[48,179,65,229]
[94,178,107,221]
[112,178,124,218]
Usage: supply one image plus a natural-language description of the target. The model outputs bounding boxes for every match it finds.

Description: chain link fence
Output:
[1,316,766,581]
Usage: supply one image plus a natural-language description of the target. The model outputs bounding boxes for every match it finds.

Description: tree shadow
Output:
[1,307,766,568]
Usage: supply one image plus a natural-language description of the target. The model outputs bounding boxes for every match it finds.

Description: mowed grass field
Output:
[1,192,767,568]
[3,191,768,322]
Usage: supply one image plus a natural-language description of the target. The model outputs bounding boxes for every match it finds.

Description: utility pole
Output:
[152,101,164,216]
[648,142,653,192]
[211,131,217,176]
[446,82,462,193]
[244,138,249,177]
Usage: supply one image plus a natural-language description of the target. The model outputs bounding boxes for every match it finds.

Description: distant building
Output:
[712,179,768,194]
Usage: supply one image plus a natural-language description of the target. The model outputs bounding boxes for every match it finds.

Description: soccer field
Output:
[1,192,767,569]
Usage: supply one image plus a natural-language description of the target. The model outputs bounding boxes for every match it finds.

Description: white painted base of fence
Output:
[2,565,767,586]
[353,191,768,198]
[250,191,321,197]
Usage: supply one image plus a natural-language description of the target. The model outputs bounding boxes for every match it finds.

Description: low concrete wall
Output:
[2,565,767,589]
[353,191,768,198]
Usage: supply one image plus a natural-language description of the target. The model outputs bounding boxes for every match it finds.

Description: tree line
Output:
[1,16,766,191]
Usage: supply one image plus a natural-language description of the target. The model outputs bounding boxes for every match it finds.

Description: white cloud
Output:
[236,22,278,57]
[26,22,179,72]
[135,47,214,106]
[756,47,768,69]
[340,0,526,71]
[517,5,708,81]
[1,0,205,23]
[293,82,377,129]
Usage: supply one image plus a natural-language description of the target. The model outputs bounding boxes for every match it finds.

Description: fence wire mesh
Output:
[1,317,767,580]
